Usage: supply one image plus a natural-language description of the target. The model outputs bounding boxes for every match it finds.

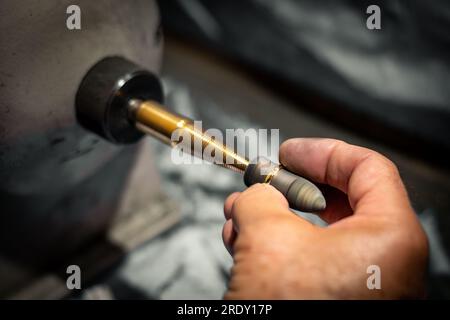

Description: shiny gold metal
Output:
[128,99,326,212]
[263,165,281,184]
[128,99,249,173]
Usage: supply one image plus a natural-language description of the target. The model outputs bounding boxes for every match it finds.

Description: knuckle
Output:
[364,150,400,177]
[232,196,245,212]
[328,138,348,146]
[378,154,399,174]
[326,138,349,151]
[225,192,239,205]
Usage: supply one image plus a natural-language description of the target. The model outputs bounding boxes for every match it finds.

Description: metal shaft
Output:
[128,99,326,213]
[128,99,249,173]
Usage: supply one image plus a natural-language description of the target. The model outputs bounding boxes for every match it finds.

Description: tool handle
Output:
[244,157,326,212]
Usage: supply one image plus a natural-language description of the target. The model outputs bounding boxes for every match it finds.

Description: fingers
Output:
[223,185,293,254]
[279,138,411,217]
[231,184,289,230]
[224,192,240,220]
[222,219,236,254]
[223,183,314,232]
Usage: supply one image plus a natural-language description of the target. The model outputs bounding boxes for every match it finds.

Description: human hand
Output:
[222,138,428,299]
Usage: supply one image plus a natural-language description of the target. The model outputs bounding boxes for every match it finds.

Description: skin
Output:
[222,138,429,299]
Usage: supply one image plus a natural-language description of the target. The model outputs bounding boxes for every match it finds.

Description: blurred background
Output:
[76,0,450,299]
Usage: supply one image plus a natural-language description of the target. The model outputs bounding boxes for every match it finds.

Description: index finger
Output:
[279,138,412,216]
